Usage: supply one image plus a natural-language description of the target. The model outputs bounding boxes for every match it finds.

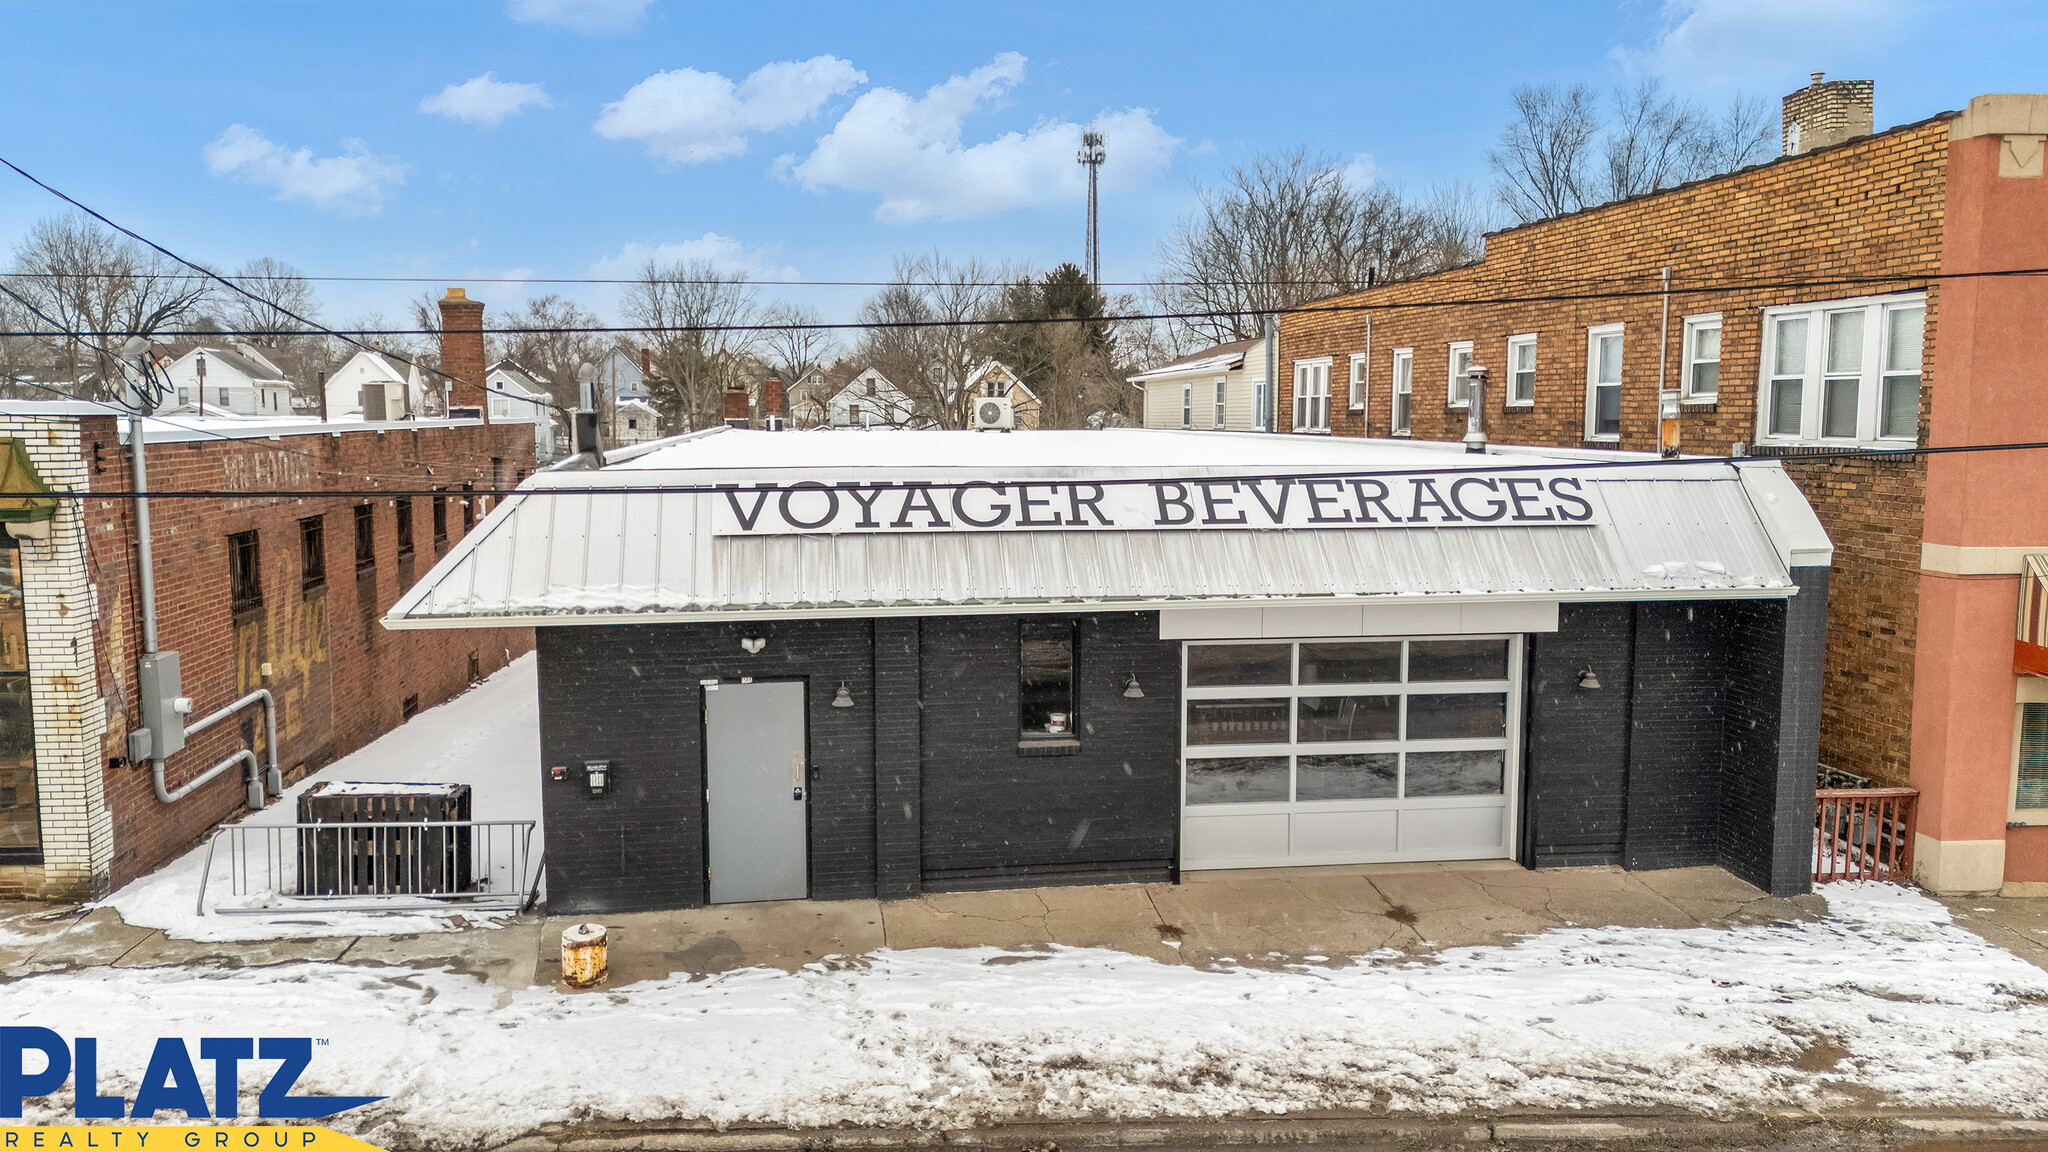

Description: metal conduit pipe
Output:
[148,688,281,809]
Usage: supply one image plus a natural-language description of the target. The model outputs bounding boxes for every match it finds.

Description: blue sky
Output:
[1,0,2042,328]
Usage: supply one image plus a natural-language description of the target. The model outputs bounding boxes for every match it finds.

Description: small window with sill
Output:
[1390,349,1413,434]
[299,516,325,591]
[1212,376,1227,428]
[1585,324,1623,440]
[1683,314,1721,401]
[353,504,375,571]
[1020,619,1076,749]
[1760,294,1924,444]
[1505,334,1536,406]
[1446,341,1475,406]
[229,530,262,612]
[1292,358,1331,432]
[1181,380,1193,428]
[1348,352,1368,412]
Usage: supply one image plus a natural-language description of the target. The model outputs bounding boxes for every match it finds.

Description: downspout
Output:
[1657,266,1679,458]
[125,352,280,810]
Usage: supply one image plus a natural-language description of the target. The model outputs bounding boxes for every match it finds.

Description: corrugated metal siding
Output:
[389,474,1793,624]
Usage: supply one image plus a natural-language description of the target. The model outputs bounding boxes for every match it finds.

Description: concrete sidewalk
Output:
[3,860,1836,990]
[535,861,1831,988]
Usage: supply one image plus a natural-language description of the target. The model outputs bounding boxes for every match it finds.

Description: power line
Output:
[0,154,573,421]
[0,435,2038,503]
[3,265,2042,342]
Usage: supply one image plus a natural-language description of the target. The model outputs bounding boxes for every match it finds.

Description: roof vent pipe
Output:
[1463,365,1489,453]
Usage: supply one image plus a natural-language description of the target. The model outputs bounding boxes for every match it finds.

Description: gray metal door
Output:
[704,681,808,903]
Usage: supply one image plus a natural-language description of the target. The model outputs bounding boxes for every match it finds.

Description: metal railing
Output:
[1814,787,1918,883]
[196,820,538,915]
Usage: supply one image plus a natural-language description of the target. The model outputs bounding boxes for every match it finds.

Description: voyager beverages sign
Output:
[713,473,1601,536]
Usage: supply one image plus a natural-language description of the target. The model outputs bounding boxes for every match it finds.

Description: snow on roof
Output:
[1127,338,1260,382]
[384,427,1829,629]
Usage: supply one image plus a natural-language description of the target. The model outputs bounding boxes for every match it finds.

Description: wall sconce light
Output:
[831,682,855,708]
[740,636,767,654]
[1577,667,1602,690]
[1123,672,1145,699]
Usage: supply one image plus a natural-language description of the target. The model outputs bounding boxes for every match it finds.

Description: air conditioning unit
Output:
[970,396,1015,431]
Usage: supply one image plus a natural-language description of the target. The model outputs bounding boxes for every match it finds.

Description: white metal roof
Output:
[384,428,1830,629]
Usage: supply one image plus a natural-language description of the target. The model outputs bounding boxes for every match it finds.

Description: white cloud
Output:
[202,125,404,217]
[505,0,650,35]
[595,56,866,164]
[1617,0,1916,91]
[420,73,553,127]
[589,234,799,281]
[1341,153,1378,191]
[781,53,1178,223]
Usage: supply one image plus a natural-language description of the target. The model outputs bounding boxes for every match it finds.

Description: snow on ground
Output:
[14,883,2048,1147]
[98,654,542,941]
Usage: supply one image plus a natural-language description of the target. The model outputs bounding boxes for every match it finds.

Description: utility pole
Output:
[1077,128,1106,284]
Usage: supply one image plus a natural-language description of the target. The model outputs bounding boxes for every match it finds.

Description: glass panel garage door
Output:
[1179,637,1521,869]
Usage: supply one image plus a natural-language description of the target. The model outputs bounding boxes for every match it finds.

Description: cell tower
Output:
[1077,128,1106,284]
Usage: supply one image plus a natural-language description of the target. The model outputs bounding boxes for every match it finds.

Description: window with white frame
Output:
[1212,376,1228,428]
[1252,377,1269,431]
[1293,358,1331,432]
[1682,314,1721,401]
[1759,293,1925,443]
[1181,379,1193,429]
[1505,334,1536,406]
[1348,353,1368,413]
[1585,324,1623,440]
[1390,349,1413,434]
[1446,341,1474,406]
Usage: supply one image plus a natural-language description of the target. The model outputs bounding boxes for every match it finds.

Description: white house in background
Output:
[156,343,294,416]
[612,397,661,447]
[325,349,430,421]
[829,367,920,428]
[1128,337,1267,432]
[594,345,650,404]
[485,360,561,461]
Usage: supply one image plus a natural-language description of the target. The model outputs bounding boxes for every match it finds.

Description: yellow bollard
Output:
[560,922,608,987]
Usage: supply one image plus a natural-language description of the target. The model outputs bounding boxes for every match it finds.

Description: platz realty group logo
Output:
[3,1029,384,1122]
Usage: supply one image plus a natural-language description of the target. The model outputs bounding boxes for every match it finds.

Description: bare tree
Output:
[1492,82,1783,224]
[224,257,320,338]
[1489,84,1601,225]
[756,304,837,425]
[854,254,1007,430]
[1691,94,1778,174]
[1601,80,1707,202]
[491,293,606,411]
[622,259,760,432]
[6,213,211,399]
[1150,151,1480,348]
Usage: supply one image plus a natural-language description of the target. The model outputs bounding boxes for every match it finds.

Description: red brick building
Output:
[0,295,535,899]
[1274,86,2048,894]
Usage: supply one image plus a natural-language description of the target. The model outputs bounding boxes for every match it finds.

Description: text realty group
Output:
[715,473,1602,535]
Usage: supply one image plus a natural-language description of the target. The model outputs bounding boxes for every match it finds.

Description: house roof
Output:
[1127,338,1260,383]
[384,427,1830,629]
[168,344,292,386]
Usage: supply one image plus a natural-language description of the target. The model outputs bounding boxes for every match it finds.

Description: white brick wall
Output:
[1,415,112,898]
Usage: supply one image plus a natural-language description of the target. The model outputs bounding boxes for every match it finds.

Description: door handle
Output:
[792,753,805,801]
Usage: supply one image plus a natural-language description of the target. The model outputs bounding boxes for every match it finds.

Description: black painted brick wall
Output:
[535,618,878,914]
[919,612,1181,884]
[1718,568,1827,896]
[1525,604,1635,867]
[873,617,921,899]
[1626,602,1732,870]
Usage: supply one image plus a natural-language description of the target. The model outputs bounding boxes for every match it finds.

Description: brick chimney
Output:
[437,288,489,422]
[723,381,750,428]
[1782,72,1874,156]
[763,376,786,431]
